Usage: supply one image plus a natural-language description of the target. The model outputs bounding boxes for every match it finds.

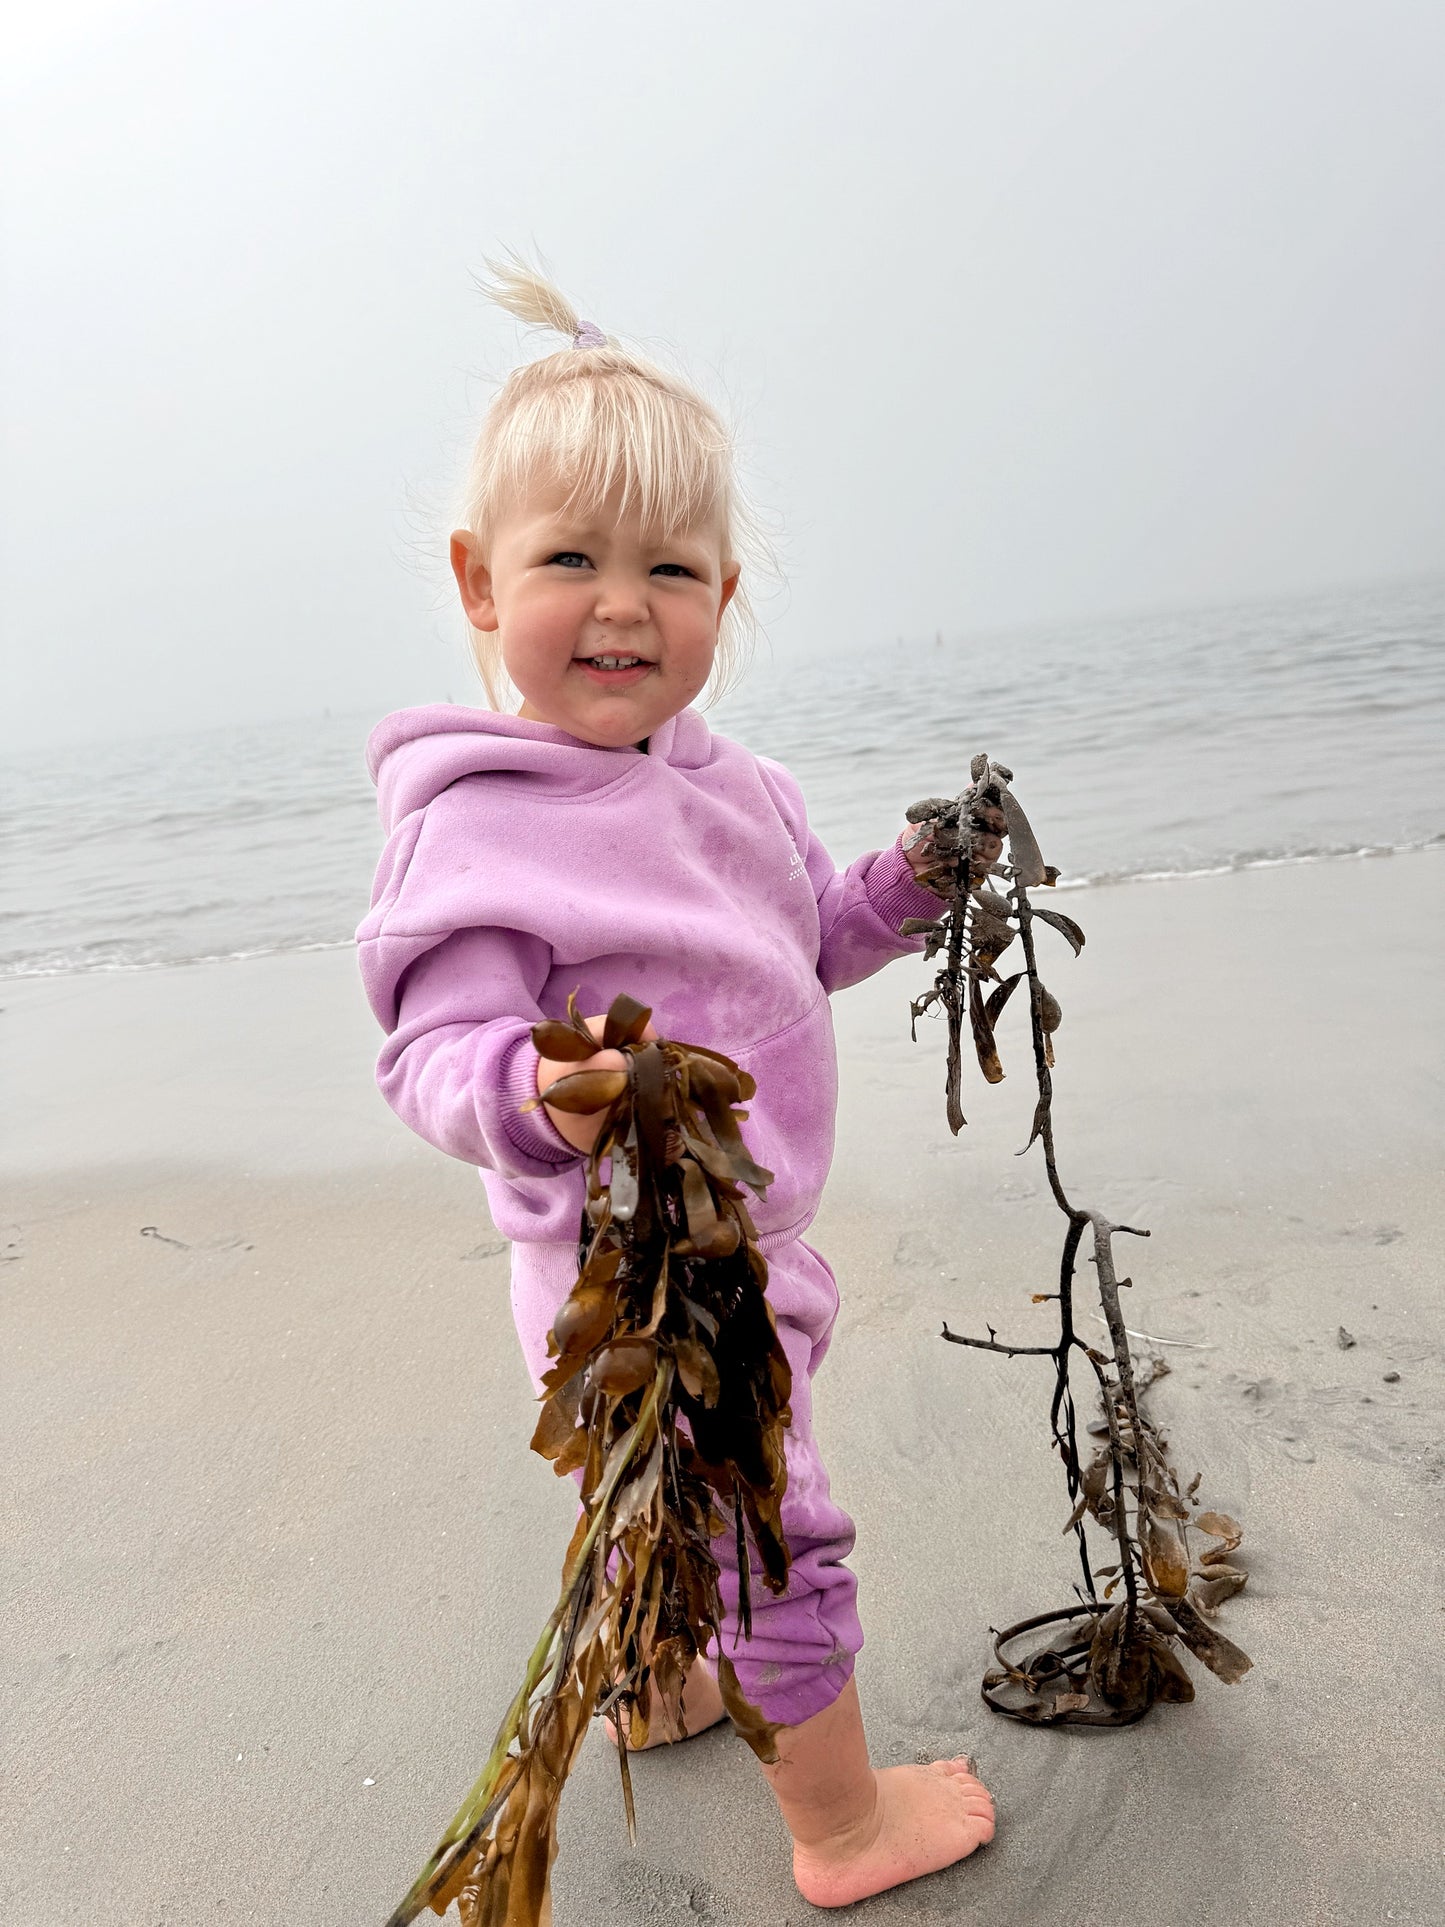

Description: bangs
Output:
[471,354,733,548]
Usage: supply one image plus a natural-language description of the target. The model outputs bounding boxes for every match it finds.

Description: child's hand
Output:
[536,1012,658,1153]
[902,817,1004,897]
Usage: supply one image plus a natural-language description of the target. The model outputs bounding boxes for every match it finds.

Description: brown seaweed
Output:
[908,758,1251,1726]
[383,995,792,1925]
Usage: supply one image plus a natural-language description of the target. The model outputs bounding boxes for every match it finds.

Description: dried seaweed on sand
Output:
[383,995,791,1925]
[906,757,1251,1726]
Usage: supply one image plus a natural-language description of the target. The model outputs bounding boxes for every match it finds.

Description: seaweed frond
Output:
[384,996,792,1926]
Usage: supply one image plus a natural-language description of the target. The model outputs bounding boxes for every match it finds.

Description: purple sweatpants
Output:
[509,1236,862,1728]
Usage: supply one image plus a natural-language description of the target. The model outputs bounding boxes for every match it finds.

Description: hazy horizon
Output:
[5,0,1443,751]
[7,562,1442,761]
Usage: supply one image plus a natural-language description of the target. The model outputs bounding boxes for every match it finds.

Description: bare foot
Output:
[790,1758,995,1908]
[605,1659,727,1750]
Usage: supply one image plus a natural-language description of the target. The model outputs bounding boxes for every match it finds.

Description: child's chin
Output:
[561,706,658,749]
[522,678,681,747]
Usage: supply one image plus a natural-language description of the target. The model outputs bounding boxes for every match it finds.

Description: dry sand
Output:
[4,849,1443,1926]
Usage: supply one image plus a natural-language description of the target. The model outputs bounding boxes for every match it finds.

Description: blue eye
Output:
[548,551,589,569]
[651,562,695,578]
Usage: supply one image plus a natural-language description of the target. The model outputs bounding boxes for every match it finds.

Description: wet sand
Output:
[4,848,1442,1925]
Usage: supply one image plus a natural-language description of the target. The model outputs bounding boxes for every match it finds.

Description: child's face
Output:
[451,480,739,749]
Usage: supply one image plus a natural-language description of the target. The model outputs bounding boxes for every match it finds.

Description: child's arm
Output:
[807,836,947,992]
[359,920,581,1177]
[755,758,944,994]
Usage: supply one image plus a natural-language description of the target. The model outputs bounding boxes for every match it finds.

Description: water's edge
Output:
[5,834,1436,982]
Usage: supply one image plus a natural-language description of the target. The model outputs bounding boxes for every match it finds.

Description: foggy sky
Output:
[4,0,1443,748]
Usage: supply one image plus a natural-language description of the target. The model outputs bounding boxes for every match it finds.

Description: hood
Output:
[365,702,714,831]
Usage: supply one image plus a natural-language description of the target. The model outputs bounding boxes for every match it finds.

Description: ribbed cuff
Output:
[500,1036,582,1166]
[867,838,948,936]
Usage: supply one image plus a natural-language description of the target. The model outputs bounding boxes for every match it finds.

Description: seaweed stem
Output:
[910,759,1249,1726]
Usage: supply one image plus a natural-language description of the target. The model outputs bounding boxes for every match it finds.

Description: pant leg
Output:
[508,1236,862,1729]
[509,1239,579,1389]
[709,1237,861,1727]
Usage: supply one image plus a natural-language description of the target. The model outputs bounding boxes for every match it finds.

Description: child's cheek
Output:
[680,607,721,686]
[505,599,582,682]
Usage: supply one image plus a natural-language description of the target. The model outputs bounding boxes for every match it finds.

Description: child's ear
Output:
[450,530,498,632]
[717,565,741,623]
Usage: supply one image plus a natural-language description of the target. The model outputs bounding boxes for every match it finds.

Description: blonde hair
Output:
[457,257,763,709]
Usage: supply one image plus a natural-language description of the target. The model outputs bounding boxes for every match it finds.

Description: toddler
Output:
[357,263,995,1909]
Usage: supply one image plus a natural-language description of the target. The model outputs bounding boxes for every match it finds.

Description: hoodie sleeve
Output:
[356,811,581,1177]
[756,758,943,994]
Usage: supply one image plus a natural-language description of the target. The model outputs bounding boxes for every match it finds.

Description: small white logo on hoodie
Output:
[786,831,807,883]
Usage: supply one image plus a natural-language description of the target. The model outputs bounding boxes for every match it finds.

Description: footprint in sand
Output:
[617,1863,726,1919]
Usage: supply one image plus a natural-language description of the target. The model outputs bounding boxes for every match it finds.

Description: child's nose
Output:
[593,570,649,624]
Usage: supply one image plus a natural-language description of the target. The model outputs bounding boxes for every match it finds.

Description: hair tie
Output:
[572,319,606,349]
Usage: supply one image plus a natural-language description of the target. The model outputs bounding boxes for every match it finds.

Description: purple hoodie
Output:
[357,703,939,1249]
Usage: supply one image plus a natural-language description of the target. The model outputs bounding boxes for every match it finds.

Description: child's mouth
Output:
[575,655,653,686]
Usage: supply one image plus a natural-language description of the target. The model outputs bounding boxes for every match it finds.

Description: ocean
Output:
[4,577,1441,980]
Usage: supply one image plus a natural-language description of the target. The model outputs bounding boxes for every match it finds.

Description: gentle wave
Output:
[4,835,1437,981]
[1056,831,1443,889]
[1,937,360,982]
